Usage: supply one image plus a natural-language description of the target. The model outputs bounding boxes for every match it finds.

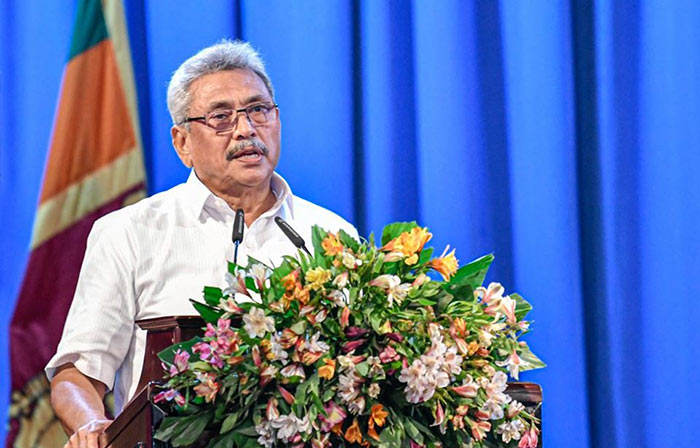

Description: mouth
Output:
[226,146,265,161]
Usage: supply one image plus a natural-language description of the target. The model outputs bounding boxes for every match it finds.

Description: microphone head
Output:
[274,216,305,248]
[232,209,245,243]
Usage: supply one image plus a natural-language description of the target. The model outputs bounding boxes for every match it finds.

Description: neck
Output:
[217,183,277,227]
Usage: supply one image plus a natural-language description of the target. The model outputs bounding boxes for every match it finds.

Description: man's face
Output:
[172,69,281,195]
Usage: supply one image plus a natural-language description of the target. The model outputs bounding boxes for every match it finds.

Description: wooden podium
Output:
[102,316,543,447]
[102,316,205,448]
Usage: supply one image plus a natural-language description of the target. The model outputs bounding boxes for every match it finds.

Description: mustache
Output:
[225,139,269,161]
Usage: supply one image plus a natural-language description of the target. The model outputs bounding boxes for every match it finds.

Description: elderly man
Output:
[46,40,356,448]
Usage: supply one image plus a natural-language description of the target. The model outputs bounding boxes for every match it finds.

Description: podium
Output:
[102,316,543,447]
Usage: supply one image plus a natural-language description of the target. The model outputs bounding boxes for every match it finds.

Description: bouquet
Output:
[154,222,545,448]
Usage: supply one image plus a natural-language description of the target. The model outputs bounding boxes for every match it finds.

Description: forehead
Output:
[188,69,271,110]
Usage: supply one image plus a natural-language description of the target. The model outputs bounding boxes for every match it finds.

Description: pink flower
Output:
[345,326,369,338]
[379,346,400,364]
[385,332,404,342]
[266,398,280,421]
[342,339,367,353]
[153,388,185,406]
[432,401,445,427]
[470,419,491,441]
[278,385,296,405]
[519,427,539,448]
[340,307,350,328]
[319,401,347,432]
[475,282,505,304]
[168,349,190,376]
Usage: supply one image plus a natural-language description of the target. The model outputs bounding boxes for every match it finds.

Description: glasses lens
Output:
[247,103,272,124]
[206,109,235,132]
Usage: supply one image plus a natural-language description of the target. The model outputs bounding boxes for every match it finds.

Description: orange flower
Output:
[322,232,344,256]
[295,286,310,305]
[370,404,388,427]
[344,418,363,444]
[366,404,389,441]
[281,270,300,291]
[430,247,458,280]
[318,358,336,380]
[382,227,432,265]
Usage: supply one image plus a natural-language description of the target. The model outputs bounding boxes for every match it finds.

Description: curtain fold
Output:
[2,1,699,447]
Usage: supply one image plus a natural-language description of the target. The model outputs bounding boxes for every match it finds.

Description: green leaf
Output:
[416,299,437,306]
[153,416,179,442]
[417,247,434,265]
[207,430,237,448]
[171,412,212,447]
[381,221,418,246]
[234,425,261,437]
[338,229,360,252]
[443,254,494,300]
[519,345,547,370]
[355,361,370,376]
[157,336,202,365]
[189,299,223,324]
[511,293,532,321]
[311,225,329,257]
[404,417,424,445]
[203,287,224,307]
[220,412,240,434]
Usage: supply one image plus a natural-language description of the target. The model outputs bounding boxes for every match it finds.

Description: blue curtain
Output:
[2,1,699,446]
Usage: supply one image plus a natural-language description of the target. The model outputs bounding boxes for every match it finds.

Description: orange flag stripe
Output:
[39,38,136,203]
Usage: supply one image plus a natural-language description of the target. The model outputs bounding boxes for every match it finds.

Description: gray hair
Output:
[166,39,275,126]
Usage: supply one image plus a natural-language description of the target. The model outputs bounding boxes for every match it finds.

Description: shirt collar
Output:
[183,170,295,220]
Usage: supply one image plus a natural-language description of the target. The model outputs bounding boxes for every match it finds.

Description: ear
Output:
[172,125,193,168]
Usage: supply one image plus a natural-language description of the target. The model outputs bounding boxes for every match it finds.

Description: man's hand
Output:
[50,364,111,448]
[64,418,112,448]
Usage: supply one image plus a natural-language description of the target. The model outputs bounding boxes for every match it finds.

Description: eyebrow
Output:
[206,95,270,111]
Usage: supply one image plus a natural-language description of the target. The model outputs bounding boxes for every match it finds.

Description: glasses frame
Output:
[182,102,279,133]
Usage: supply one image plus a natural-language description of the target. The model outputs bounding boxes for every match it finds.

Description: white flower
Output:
[341,251,362,269]
[496,351,529,380]
[338,370,363,403]
[326,289,347,307]
[368,383,381,399]
[482,398,505,420]
[496,419,525,443]
[280,363,306,380]
[304,332,330,353]
[369,274,411,306]
[255,421,274,448]
[243,307,275,338]
[270,415,297,442]
[443,346,463,377]
[348,396,366,415]
[399,359,431,403]
[223,271,250,297]
[249,263,271,289]
[269,333,289,364]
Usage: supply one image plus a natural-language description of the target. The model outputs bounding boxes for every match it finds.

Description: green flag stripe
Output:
[68,0,109,61]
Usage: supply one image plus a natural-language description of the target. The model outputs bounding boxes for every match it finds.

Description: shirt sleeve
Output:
[45,214,138,390]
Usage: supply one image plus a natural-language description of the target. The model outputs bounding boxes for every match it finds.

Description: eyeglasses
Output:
[182,102,278,133]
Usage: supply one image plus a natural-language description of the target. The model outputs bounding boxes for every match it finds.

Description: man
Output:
[46,40,357,448]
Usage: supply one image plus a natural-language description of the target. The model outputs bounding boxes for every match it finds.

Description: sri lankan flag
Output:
[7,0,146,446]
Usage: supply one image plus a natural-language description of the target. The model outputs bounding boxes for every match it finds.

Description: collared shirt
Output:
[46,171,357,413]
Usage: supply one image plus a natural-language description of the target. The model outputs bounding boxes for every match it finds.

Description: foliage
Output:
[153,223,544,448]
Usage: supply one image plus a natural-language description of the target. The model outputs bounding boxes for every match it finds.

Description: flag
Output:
[7,0,146,446]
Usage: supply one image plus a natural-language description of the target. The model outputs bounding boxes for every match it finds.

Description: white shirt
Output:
[45,171,357,413]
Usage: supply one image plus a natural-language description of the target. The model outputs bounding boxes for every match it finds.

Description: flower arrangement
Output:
[154,222,544,448]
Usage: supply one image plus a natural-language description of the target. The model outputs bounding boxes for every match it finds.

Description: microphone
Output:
[274,216,312,256]
[232,209,245,265]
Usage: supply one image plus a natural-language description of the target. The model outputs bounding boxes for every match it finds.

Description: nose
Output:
[231,112,256,139]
